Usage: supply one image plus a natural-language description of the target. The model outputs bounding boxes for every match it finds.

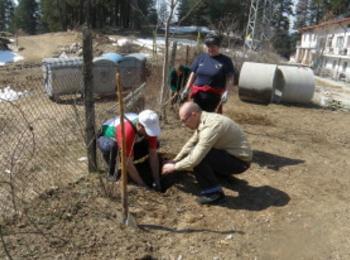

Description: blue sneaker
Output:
[196,192,226,205]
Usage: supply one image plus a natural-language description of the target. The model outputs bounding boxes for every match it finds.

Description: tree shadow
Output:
[253,150,305,171]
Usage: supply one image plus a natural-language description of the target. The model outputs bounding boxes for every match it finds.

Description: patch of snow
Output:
[167,26,214,34]
[234,50,249,58]
[108,36,116,42]
[112,37,197,50]
[137,37,197,48]
[59,52,69,58]
[141,52,151,58]
[0,50,24,66]
[117,38,130,46]
[0,86,28,102]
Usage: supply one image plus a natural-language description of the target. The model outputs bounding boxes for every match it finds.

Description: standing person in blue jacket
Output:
[181,34,235,113]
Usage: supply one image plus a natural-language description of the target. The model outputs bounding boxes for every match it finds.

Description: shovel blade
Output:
[124,213,138,228]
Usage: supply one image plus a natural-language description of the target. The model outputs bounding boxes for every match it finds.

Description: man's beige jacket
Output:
[174,111,252,171]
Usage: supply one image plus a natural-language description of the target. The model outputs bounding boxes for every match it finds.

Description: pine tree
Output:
[147,1,158,25]
[158,1,168,25]
[130,0,157,29]
[177,0,190,24]
[177,0,249,36]
[40,0,62,32]
[0,0,14,32]
[328,0,350,17]
[13,0,38,34]
[308,0,325,25]
[271,0,294,58]
[295,0,309,29]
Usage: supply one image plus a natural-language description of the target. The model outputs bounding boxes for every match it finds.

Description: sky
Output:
[290,0,298,32]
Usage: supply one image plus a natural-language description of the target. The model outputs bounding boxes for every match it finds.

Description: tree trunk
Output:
[114,0,119,26]
[170,41,177,69]
[159,0,177,120]
[79,0,85,25]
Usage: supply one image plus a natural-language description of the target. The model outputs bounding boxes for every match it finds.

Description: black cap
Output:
[204,34,221,46]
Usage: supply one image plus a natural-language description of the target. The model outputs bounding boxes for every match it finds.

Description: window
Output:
[343,62,348,72]
[336,36,344,48]
[333,60,337,69]
[347,36,350,48]
[327,35,333,47]
[319,37,326,48]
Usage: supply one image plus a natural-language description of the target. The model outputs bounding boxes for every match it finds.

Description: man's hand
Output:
[221,90,228,103]
[162,163,176,174]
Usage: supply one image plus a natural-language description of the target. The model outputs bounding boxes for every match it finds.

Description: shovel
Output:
[116,70,137,228]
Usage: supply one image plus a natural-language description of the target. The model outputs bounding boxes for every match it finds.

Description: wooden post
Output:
[185,45,190,65]
[170,41,177,69]
[82,25,97,172]
[116,71,128,224]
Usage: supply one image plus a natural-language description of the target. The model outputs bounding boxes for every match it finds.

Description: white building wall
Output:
[301,32,318,48]
[343,60,350,80]
[299,22,350,82]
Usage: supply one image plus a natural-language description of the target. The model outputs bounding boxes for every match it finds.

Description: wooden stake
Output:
[116,71,128,224]
[185,45,190,65]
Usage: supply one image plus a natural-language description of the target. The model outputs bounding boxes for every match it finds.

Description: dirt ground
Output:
[14,31,81,62]
[2,94,350,259]
[1,32,350,259]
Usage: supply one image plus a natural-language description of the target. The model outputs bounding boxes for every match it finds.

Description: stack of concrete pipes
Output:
[238,62,315,105]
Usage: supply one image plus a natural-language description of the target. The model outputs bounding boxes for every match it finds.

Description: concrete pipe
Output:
[238,62,278,104]
[275,65,315,104]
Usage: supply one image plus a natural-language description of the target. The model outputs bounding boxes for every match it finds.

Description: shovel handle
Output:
[116,71,128,224]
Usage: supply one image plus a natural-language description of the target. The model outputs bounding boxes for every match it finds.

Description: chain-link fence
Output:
[0,62,147,223]
[0,64,86,222]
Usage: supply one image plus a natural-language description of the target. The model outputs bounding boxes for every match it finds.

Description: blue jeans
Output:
[97,136,118,177]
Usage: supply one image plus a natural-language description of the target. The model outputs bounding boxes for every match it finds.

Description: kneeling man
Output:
[162,101,252,204]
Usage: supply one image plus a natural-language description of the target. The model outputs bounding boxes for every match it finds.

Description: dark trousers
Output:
[97,136,150,177]
[193,149,250,194]
[97,136,118,177]
[192,92,221,112]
